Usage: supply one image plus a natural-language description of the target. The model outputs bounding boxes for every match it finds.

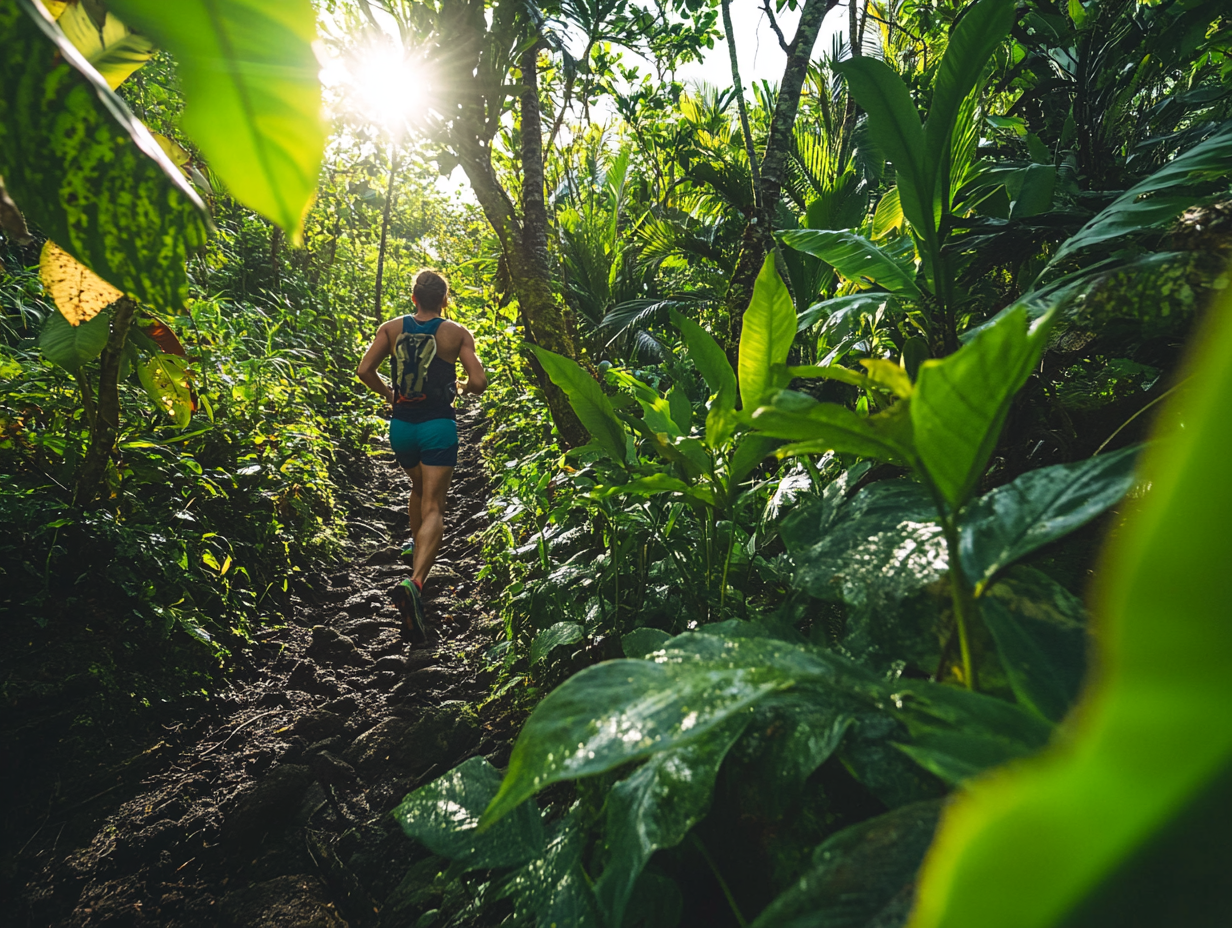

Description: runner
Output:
[356,269,488,643]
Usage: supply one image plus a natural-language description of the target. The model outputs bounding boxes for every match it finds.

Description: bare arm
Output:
[357,321,396,404]
[457,327,488,396]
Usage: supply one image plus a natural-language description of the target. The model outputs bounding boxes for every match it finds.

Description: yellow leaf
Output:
[39,241,123,326]
[42,1,69,19]
[202,551,221,571]
[56,1,155,90]
[153,133,192,177]
[220,554,232,576]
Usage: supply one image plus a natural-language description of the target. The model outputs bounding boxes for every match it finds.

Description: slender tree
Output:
[723,0,840,351]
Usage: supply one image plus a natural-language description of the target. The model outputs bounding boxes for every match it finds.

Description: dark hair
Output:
[413,269,449,314]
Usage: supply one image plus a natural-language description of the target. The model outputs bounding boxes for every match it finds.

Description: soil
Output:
[3,406,519,927]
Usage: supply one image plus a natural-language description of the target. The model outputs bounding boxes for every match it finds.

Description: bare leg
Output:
[404,464,423,538]
[412,464,453,587]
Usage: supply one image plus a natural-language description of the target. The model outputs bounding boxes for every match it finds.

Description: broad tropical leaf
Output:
[750,801,942,928]
[393,756,544,870]
[739,256,797,411]
[596,718,748,928]
[912,307,1053,510]
[530,345,627,463]
[109,0,326,243]
[922,0,1015,216]
[480,652,783,826]
[981,569,1088,725]
[0,0,208,312]
[753,397,916,467]
[138,354,194,427]
[780,229,922,298]
[530,622,584,665]
[959,446,1140,593]
[56,0,155,89]
[39,241,122,325]
[909,284,1232,928]
[39,308,111,371]
[836,57,931,241]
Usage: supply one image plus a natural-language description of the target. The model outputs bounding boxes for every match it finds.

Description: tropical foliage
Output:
[2,0,1230,926]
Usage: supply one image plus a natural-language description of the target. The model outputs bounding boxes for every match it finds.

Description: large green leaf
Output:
[738,256,797,411]
[393,756,544,870]
[1044,123,1232,270]
[912,306,1053,510]
[922,0,1015,216]
[909,285,1232,928]
[981,569,1088,724]
[780,229,922,298]
[502,813,600,928]
[787,480,949,672]
[671,308,736,407]
[596,717,748,928]
[672,309,739,449]
[531,345,628,462]
[109,0,326,243]
[892,681,1054,786]
[0,0,207,312]
[727,691,853,820]
[529,621,584,665]
[750,801,942,928]
[39,308,111,371]
[482,631,869,828]
[836,57,930,241]
[959,447,1140,593]
[752,395,916,467]
[481,654,782,826]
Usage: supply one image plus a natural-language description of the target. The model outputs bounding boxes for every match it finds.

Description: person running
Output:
[356,269,487,643]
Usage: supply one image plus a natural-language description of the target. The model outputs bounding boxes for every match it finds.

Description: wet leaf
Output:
[981,569,1088,724]
[502,812,599,927]
[911,289,1232,926]
[530,621,584,665]
[39,240,123,326]
[750,801,943,928]
[959,447,1139,593]
[481,651,782,826]
[596,717,748,928]
[393,756,544,871]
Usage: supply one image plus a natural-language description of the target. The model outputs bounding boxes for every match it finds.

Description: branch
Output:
[761,0,791,54]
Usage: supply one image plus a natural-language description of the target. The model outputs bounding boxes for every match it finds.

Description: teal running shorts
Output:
[389,417,458,468]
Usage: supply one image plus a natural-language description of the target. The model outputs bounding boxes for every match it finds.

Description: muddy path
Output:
[6,406,517,927]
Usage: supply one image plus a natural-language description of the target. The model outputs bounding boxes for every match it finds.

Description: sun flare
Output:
[349,41,424,134]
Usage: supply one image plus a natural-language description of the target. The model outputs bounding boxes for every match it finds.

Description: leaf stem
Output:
[942,517,977,690]
[691,834,747,928]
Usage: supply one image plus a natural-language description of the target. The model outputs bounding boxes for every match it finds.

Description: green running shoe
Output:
[399,540,415,564]
[390,579,427,644]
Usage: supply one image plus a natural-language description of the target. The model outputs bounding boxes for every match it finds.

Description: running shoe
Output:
[390,579,427,644]
[399,540,415,564]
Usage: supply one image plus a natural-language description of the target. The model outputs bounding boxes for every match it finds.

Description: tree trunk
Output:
[453,44,587,449]
[723,0,839,352]
[374,146,400,325]
[722,0,761,209]
[74,297,137,508]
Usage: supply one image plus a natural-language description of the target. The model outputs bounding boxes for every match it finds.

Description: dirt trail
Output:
[10,406,514,927]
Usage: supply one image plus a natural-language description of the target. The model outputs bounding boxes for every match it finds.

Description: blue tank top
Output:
[390,315,457,423]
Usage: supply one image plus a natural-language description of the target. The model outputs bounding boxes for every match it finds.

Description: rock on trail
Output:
[9,407,520,927]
